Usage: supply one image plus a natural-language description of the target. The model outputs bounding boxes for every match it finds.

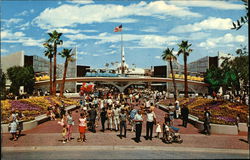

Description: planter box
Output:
[239,123,248,132]
[210,123,238,135]
[158,103,239,135]
[1,105,77,133]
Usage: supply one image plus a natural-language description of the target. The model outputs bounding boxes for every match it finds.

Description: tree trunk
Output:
[169,60,177,101]
[60,59,68,97]
[184,54,188,98]
[49,58,53,95]
[52,42,57,96]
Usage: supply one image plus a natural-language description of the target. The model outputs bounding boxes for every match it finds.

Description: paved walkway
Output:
[2,104,249,150]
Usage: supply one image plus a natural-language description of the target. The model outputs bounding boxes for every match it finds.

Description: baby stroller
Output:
[163,124,183,144]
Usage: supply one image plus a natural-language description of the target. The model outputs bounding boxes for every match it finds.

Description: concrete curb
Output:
[2,146,249,154]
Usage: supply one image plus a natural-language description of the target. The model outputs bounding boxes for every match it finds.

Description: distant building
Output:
[188,56,218,76]
[77,65,90,77]
[1,51,77,93]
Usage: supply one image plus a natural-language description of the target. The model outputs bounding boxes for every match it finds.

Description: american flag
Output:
[114,24,122,32]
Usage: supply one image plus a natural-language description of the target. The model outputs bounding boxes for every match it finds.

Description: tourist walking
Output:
[113,105,121,131]
[107,107,113,130]
[88,107,97,133]
[59,103,66,119]
[168,103,175,121]
[66,111,74,141]
[16,111,25,138]
[119,109,127,139]
[164,112,172,126]
[134,110,143,143]
[9,117,18,141]
[175,100,181,119]
[129,106,137,132]
[145,109,156,140]
[100,107,107,132]
[155,121,161,138]
[203,107,211,135]
[78,113,87,142]
[181,105,189,128]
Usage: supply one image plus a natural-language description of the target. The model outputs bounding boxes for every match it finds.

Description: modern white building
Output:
[1,51,77,93]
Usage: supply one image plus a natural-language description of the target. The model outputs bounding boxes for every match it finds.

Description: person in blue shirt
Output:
[129,106,137,132]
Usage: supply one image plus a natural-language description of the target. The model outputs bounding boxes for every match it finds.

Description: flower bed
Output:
[159,98,248,125]
[1,96,78,124]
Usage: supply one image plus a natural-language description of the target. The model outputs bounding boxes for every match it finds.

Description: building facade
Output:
[1,51,77,93]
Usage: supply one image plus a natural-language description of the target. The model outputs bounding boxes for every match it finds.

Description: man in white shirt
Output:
[146,109,156,140]
[134,110,143,143]
[113,105,121,131]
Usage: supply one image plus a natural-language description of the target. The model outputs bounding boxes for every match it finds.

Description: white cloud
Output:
[139,35,179,48]
[109,44,117,48]
[16,9,35,16]
[2,18,23,28]
[82,29,98,32]
[1,49,8,53]
[199,33,247,49]
[1,30,25,39]
[49,28,81,34]
[17,22,30,31]
[1,30,45,47]
[65,34,90,40]
[108,18,138,23]
[188,32,211,40]
[169,1,244,10]
[33,1,201,29]
[104,50,116,55]
[61,40,77,48]
[155,56,161,59]
[141,27,158,33]
[169,17,233,33]
[78,51,88,55]
[99,32,108,37]
[17,10,29,16]
[68,0,94,5]
[65,32,180,48]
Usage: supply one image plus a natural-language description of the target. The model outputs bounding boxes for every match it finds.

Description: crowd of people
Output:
[51,88,192,144]
[8,88,227,143]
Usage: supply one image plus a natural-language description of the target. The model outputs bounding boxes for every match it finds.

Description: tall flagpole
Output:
[75,45,77,93]
[121,26,124,75]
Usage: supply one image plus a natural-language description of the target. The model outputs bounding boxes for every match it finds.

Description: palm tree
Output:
[105,63,109,72]
[43,43,53,95]
[177,40,193,98]
[47,30,63,95]
[162,48,178,101]
[59,48,75,97]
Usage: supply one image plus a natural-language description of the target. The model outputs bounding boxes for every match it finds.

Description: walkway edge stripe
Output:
[2,146,249,154]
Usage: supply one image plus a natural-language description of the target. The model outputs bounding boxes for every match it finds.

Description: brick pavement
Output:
[2,104,248,150]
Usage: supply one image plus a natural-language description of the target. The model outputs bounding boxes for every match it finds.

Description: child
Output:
[155,121,162,138]
[9,119,18,141]
[62,124,68,143]
[58,115,68,143]
[78,113,87,142]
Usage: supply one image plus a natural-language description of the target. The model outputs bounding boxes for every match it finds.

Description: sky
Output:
[1,0,248,69]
